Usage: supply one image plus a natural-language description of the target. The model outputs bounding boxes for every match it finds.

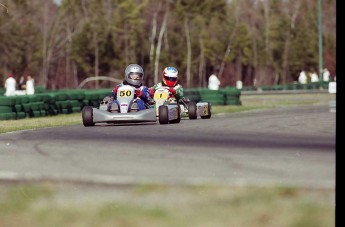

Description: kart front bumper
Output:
[92,108,157,123]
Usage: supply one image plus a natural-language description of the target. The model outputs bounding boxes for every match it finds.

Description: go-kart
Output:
[153,87,212,120]
[82,85,157,126]
[153,87,181,124]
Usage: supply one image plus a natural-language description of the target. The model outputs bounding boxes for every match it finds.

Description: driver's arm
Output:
[174,84,184,99]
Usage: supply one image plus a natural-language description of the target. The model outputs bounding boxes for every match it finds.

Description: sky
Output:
[53,0,62,6]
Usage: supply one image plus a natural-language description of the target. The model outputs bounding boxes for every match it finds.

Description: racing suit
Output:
[111,81,151,111]
[149,82,185,102]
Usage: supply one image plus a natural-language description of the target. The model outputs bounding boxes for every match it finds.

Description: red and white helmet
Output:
[162,66,178,87]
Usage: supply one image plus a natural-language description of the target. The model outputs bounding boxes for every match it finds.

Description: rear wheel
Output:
[201,102,212,119]
[169,104,181,124]
[188,102,197,119]
[82,106,95,127]
[158,105,169,124]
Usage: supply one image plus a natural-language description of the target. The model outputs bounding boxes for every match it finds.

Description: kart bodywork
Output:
[153,87,212,120]
[82,85,157,126]
[153,88,181,124]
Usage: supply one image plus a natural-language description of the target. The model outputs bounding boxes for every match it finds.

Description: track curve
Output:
[0,103,335,189]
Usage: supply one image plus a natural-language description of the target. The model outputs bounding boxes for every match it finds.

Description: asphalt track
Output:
[0,103,335,189]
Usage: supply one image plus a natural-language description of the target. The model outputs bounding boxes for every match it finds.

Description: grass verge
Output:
[0,113,82,134]
[0,183,335,227]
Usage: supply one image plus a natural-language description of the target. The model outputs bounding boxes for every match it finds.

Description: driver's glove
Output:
[148,88,155,96]
[169,87,176,95]
[135,89,143,98]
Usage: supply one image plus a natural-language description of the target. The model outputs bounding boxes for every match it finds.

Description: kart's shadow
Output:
[96,122,158,127]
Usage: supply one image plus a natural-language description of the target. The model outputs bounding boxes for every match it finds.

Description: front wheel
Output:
[82,106,95,127]
[201,102,212,119]
[158,105,169,124]
[188,102,197,120]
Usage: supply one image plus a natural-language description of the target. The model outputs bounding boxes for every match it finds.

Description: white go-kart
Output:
[82,85,158,126]
[153,87,212,121]
[153,87,181,124]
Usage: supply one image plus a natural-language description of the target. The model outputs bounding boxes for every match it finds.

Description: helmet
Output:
[162,66,178,87]
[124,64,144,87]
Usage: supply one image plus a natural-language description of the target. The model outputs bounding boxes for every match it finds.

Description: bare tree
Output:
[264,0,270,58]
[198,36,205,87]
[149,11,158,67]
[0,2,8,13]
[41,1,49,86]
[154,3,168,84]
[93,32,99,88]
[281,0,301,83]
[218,2,239,78]
[184,16,192,88]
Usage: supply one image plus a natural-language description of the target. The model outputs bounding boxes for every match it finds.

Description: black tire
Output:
[188,102,198,119]
[158,105,169,124]
[0,106,12,113]
[129,100,138,112]
[201,102,212,119]
[82,106,95,127]
[169,104,181,124]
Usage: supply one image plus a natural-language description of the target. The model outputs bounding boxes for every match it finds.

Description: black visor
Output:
[164,76,177,81]
[128,72,143,79]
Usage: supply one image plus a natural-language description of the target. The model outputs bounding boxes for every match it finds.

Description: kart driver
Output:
[111,64,152,111]
[149,66,187,102]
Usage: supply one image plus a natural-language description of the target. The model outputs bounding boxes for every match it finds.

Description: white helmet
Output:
[124,64,144,87]
[162,66,178,87]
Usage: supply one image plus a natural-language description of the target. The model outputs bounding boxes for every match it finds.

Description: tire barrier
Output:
[184,88,241,106]
[241,81,330,92]
[0,89,111,120]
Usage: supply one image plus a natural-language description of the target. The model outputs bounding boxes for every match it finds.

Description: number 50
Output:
[119,90,132,97]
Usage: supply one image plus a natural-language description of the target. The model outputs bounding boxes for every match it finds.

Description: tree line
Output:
[0,0,336,89]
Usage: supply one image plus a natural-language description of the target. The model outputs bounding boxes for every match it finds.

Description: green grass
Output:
[0,113,82,134]
[212,93,334,114]
[0,184,335,227]
[0,93,335,134]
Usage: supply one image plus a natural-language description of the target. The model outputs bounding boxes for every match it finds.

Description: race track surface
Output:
[0,103,335,189]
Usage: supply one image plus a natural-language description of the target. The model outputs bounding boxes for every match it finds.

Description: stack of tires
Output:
[26,94,46,117]
[272,85,284,91]
[83,89,111,108]
[83,90,101,108]
[184,87,242,106]
[241,86,256,91]
[49,92,69,114]
[184,88,201,102]
[39,93,58,115]
[14,96,29,119]
[221,87,242,105]
[0,95,51,120]
[0,96,17,120]
[66,90,85,113]
[199,88,225,105]
[46,90,85,115]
